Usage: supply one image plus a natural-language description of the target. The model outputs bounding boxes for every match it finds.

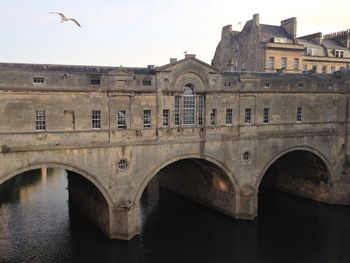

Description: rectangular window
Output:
[296,107,303,123]
[198,95,205,126]
[263,108,270,124]
[297,82,304,88]
[293,58,299,71]
[335,50,344,58]
[264,82,270,88]
[312,65,317,72]
[90,75,101,86]
[210,109,217,126]
[143,109,151,128]
[306,48,315,56]
[163,109,169,127]
[245,108,251,124]
[117,110,126,129]
[35,110,46,131]
[322,65,327,73]
[281,57,287,69]
[91,110,101,129]
[331,66,336,72]
[224,82,232,87]
[175,96,181,126]
[226,108,233,125]
[33,77,45,84]
[142,80,152,86]
[303,64,308,72]
[183,95,196,125]
[268,57,275,69]
[327,107,333,122]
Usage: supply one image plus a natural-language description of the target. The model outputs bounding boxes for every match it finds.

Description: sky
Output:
[0,0,349,68]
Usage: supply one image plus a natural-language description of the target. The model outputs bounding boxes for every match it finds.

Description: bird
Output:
[50,12,81,27]
[184,50,188,54]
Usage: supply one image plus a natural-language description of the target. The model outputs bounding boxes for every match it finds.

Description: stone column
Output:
[235,185,258,220]
[109,201,140,240]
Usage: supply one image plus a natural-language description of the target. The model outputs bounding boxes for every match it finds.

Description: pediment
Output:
[108,68,134,77]
[157,56,220,73]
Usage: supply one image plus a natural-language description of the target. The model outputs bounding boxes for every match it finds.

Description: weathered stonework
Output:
[0,57,350,240]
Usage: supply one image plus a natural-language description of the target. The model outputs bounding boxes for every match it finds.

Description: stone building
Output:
[212,14,350,73]
[1,56,350,239]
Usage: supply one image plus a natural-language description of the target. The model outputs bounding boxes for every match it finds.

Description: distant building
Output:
[212,14,350,73]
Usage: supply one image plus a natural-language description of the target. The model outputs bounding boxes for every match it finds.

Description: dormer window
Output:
[306,48,316,56]
[33,77,45,84]
[334,50,344,58]
[90,75,101,86]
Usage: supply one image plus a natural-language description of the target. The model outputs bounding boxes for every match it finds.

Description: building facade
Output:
[1,57,350,240]
[212,14,350,73]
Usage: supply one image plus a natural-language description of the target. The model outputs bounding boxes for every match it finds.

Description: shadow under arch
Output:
[133,154,239,220]
[255,146,334,190]
[1,162,113,208]
[134,154,238,204]
[256,146,333,204]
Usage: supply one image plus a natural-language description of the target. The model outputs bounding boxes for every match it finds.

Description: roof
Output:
[259,24,294,43]
[0,63,156,75]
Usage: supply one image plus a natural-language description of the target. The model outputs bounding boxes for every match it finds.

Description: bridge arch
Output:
[256,146,334,203]
[0,161,113,207]
[134,154,238,207]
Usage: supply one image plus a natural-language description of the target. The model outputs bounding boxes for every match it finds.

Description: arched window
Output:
[183,83,196,125]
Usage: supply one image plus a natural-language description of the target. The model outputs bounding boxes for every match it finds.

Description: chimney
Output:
[147,65,155,69]
[170,58,177,63]
[281,17,297,39]
[253,13,260,26]
[185,54,196,59]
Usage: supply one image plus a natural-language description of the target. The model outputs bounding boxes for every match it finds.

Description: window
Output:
[293,58,299,71]
[117,159,128,171]
[226,108,233,125]
[303,64,308,72]
[243,151,251,162]
[312,65,317,72]
[183,84,196,125]
[264,82,270,88]
[322,65,327,73]
[224,82,232,87]
[174,96,181,126]
[210,109,217,126]
[281,57,287,69]
[331,66,336,73]
[296,107,303,123]
[297,82,304,88]
[335,50,344,58]
[327,107,333,122]
[35,110,46,131]
[245,108,251,124]
[267,57,275,69]
[117,110,126,129]
[143,109,151,128]
[33,77,45,84]
[198,95,205,126]
[90,75,101,86]
[91,110,101,129]
[142,80,152,86]
[306,48,315,56]
[163,109,169,127]
[263,108,270,124]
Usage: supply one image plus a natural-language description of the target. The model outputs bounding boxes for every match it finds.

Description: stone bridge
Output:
[1,57,350,240]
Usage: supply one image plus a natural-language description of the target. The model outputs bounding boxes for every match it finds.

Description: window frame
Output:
[35,110,46,131]
[143,109,151,128]
[117,110,126,129]
[91,110,101,129]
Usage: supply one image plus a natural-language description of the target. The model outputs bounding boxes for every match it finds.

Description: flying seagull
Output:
[50,12,81,27]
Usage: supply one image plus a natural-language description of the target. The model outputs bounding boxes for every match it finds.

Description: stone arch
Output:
[0,161,113,207]
[174,72,207,92]
[255,145,334,190]
[133,153,238,205]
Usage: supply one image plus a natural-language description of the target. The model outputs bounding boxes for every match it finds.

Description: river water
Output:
[0,168,349,263]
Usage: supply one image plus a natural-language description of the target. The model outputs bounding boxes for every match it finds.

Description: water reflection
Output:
[0,169,349,263]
